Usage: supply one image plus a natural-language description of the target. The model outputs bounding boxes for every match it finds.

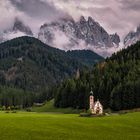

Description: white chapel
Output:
[89,90,103,115]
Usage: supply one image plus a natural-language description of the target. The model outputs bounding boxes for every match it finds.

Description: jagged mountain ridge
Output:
[110,33,120,46]
[38,16,120,56]
[0,16,121,57]
[0,18,33,43]
[124,25,140,47]
[12,18,33,36]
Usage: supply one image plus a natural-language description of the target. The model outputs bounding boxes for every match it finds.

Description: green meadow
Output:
[0,111,140,140]
[32,99,82,114]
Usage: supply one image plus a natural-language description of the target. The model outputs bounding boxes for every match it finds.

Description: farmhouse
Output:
[89,90,103,114]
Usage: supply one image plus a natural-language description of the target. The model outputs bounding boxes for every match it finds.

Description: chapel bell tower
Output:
[89,89,94,113]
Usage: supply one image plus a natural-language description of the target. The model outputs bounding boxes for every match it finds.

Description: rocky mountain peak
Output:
[38,16,120,57]
[124,31,135,44]
[0,18,33,44]
[79,16,86,24]
[124,25,140,47]
[88,16,95,26]
[136,25,140,33]
[13,18,33,36]
[110,33,120,46]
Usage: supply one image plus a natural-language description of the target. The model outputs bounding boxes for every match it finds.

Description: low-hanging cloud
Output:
[47,0,140,39]
[0,0,140,40]
[0,0,67,34]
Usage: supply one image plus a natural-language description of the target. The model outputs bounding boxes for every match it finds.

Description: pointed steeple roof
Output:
[90,88,93,95]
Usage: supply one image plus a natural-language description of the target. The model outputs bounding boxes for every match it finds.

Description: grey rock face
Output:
[0,18,33,44]
[75,16,113,47]
[124,32,136,45]
[38,16,120,49]
[136,26,140,34]
[110,33,120,46]
[124,25,140,46]
[13,18,33,36]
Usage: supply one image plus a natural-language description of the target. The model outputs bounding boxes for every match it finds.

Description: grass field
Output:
[0,111,140,140]
[32,99,82,114]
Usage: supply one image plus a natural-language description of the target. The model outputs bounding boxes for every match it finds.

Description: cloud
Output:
[118,0,140,11]
[0,0,32,32]
[3,31,26,40]
[10,0,65,21]
[0,0,18,30]
[52,29,72,50]
[0,0,140,40]
[0,0,67,35]
[42,28,121,57]
[47,0,140,38]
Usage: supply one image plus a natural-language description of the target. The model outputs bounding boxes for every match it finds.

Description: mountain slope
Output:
[0,36,103,92]
[124,25,140,47]
[67,50,103,66]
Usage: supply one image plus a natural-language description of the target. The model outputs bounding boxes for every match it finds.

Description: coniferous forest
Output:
[54,42,140,111]
[0,36,103,108]
[0,36,139,111]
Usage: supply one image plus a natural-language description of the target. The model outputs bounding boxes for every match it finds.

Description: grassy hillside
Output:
[0,112,139,140]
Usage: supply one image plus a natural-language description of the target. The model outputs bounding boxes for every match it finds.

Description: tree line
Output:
[54,41,140,111]
[0,37,139,111]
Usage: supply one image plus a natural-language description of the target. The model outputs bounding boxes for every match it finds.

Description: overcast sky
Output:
[0,0,140,39]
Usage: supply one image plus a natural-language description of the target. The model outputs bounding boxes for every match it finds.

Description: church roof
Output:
[90,90,93,95]
[94,100,103,107]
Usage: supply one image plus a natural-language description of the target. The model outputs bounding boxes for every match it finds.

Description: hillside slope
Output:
[0,36,102,92]
[67,50,103,67]
[0,36,81,91]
